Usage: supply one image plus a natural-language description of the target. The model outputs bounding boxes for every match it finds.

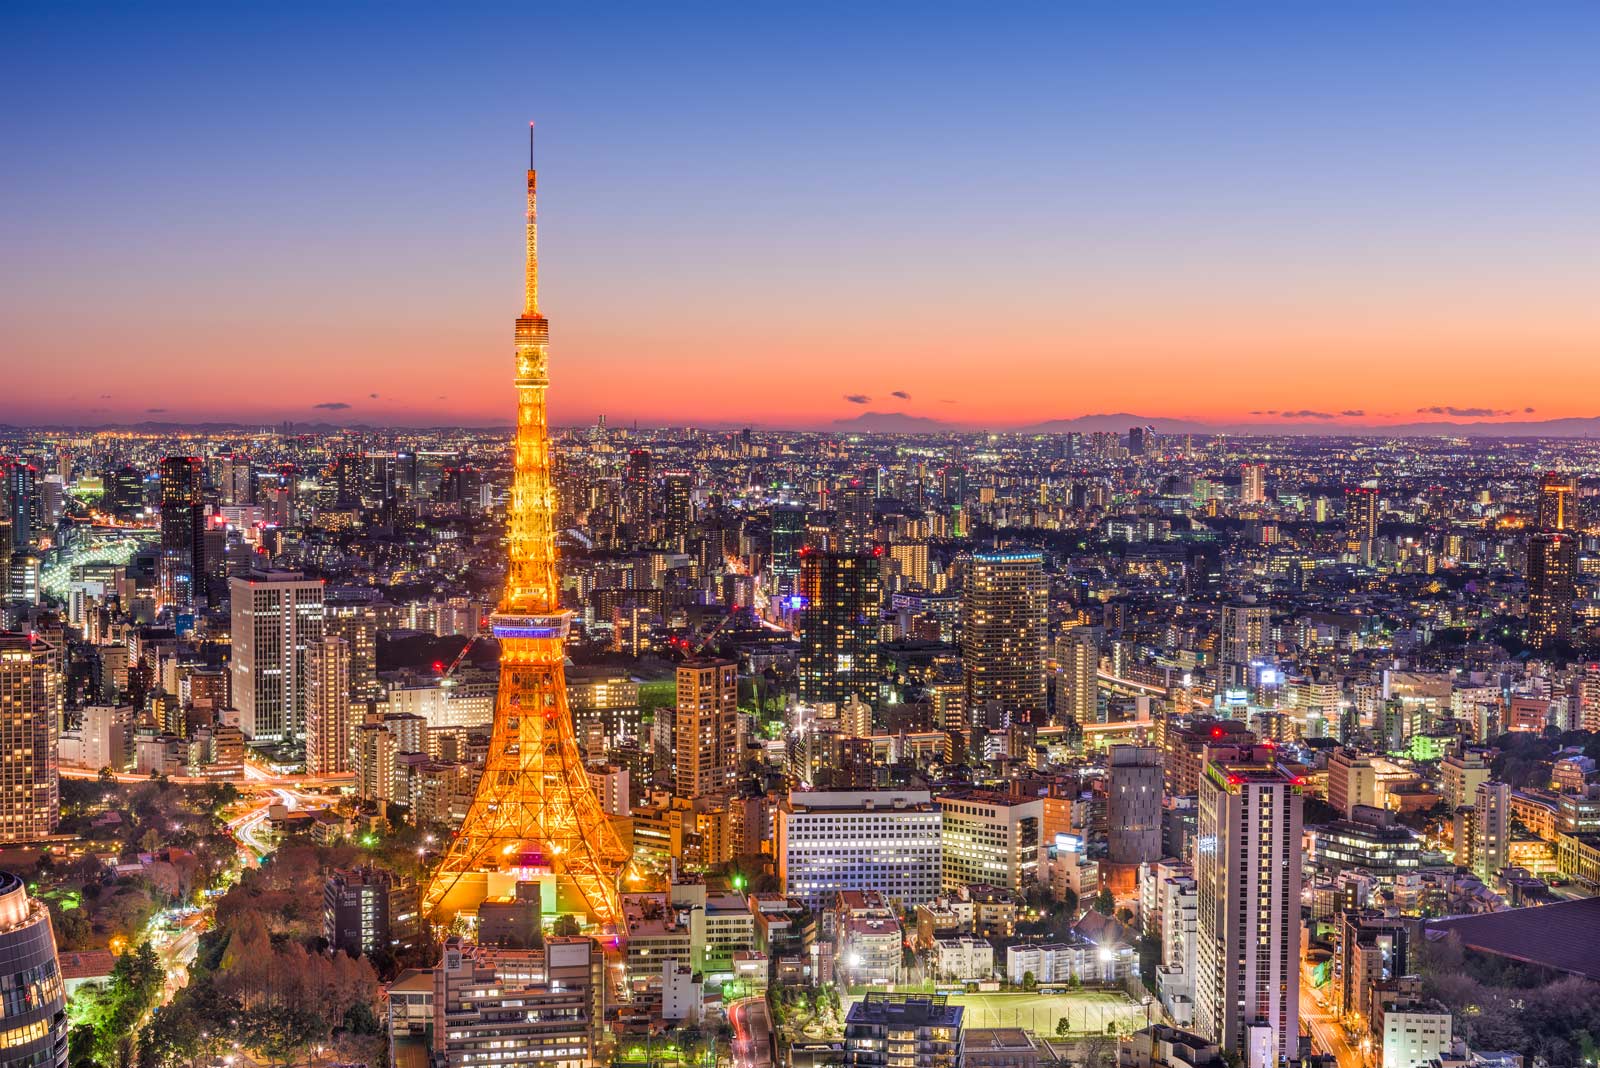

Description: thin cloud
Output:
[369,392,380,399]
[1280,410,1336,420]
[145,407,167,413]
[891,390,911,400]
[1416,405,1512,418]
[1340,410,1366,418]
[843,394,871,405]
[313,401,352,411]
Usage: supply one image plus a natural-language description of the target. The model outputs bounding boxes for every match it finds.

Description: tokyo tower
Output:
[422,126,629,927]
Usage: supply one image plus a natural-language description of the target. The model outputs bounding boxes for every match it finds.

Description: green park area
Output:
[843,989,1147,1037]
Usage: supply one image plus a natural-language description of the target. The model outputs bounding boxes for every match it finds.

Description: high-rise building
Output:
[333,451,363,507]
[159,456,205,610]
[1194,746,1303,1063]
[3,460,39,552]
[770,504,807,602]
[1344,486,1378,564]
[1528,532,1577,648]
[325,601,380,701]
[1218,604,1270,687]
[961,550,1047,718]
[798,550,882,708]
[306,635,351,776]
[0,872,67,1068]
[1053,628,1098,724]
[229,570,325,743]
[673,658,742,799]
[1239,463,1266,506]
[1106,745,1163,867]
[423,129,628,927]
[1528,473,1580,648]
[109,463,145,518]
[835,477,876,553]
[1536,471,1579,532]
[1471,780,1510,883]
[220,454,254,505]
[624,449,651,539]
[776,790,943,912]
[937,789,1043,893]
[0,633,61,842]
[414,450,457,501]
[660,469,692,547]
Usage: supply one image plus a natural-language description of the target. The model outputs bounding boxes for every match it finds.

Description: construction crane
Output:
[434,635,481,681]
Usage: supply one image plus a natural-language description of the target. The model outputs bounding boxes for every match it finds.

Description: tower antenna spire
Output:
[524,122,539,316]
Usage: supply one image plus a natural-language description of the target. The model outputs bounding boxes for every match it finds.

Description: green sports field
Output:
[843,990,1147,1036]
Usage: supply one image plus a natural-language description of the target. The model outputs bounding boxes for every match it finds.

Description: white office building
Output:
[776,790,942,912]
[230,570,324,742]
[1194,747,1303,1067]
[1381,1004,1452,1068]
[937,789,1044,893]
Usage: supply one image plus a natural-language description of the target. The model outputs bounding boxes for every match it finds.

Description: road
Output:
[1300,982,1363,1068]
[62,766,355,790]
[729,997,774,1068]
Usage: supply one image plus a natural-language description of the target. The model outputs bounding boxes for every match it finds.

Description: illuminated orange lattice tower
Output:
[423,127,628,927]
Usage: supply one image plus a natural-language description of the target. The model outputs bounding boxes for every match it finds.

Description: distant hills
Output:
[830,410,1600,438]
[11,412,1600,439]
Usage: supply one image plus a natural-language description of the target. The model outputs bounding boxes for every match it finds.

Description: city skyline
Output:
[8,3,1600,429]
[13,7,1600,1068]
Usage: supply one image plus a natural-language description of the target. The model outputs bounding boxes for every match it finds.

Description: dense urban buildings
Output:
[11,124,1600,1068]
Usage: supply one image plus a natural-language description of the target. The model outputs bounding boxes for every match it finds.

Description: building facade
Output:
[1194,747,1303,1064]
[0,634,60,843]
[776,791,942,912]
[961,550,1048,718]
[230,570,325,743]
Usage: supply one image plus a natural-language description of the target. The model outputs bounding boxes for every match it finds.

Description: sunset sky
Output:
[6,3,1600,430]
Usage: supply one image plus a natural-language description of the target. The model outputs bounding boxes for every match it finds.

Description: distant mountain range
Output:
[11,412,1600,438]
[830,410,1600,438]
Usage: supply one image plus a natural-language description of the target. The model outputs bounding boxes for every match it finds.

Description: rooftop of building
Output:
[57,949,115,981]
[846,993,964,1030]
[1426,896,1600,981]
[964,1028,1036,1053]
[936,788,1043,808]
[784,789,935,812]
[387,968,436,996]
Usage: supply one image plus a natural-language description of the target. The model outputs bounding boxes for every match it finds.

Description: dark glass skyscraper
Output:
[798,549,881,708]
[770,504,807,602]
[4,460,38,552]
[624,448,652,541]
[1528,472,1579,648]
[661,469,692,547]
[159,456,205,611]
